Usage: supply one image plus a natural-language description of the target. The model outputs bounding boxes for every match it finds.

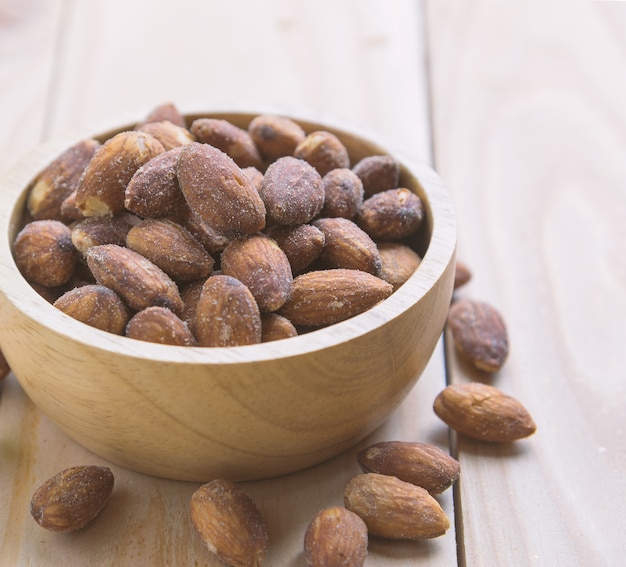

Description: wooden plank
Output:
[0,1,458,565]
[426,0,626,564]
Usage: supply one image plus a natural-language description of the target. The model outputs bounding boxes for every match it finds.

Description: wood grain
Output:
[426,0,626,564]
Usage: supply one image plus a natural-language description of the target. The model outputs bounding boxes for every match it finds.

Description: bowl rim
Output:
[0,106,457,365]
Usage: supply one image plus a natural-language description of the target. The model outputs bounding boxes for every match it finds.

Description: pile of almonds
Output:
[11,103,427,348]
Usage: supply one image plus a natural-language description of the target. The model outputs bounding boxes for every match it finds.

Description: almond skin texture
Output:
[378,242,422,291]
[304,507,368,567]
[86,244,183,315]
[71,214,139,256]
[190,479,269,567]
[259,156,325,226]
[75,130,165,217]
[294,130,350,176]
[54,284,131,335]
[320,168,364,219]
[177,142,266,239]
[447,298,508,372]
[351,155,400,197]
[13,220,77,287]
[139,101,187,128]
[126,218,214,281]
[125,306,197,346]
[344,473,450,540]
[27,138,100,221]
[433,383,537,442]
[195,275,262,347]
[220,234,293,312]
[248,114,306,162]
[261,313,298,342]
[30,466,114,532]
[264,224,325,275]
[277,269,393,327]
[357,441,460,495]
[136,120,195,151]
[313,217,382,276]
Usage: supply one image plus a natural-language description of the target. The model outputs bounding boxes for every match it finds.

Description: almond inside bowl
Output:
[0,108,456,481]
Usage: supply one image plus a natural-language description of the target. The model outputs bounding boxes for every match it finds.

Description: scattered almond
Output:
[453,260,472,290]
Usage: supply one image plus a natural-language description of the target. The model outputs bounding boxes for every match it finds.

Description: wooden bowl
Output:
[0,110,456,481]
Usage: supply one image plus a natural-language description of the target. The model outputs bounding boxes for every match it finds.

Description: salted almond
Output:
[248,114,306,162]
[60,189,84,221]
[179,279,206,337]
[136,120,194,150]
[71,214,139,256]
[378,242,422,290]
[0,349,10,380]
[75,130,165,217]
[433,383,537,442]
[294,130,350,176]
[259,156,325,226]
[190,479,269,567]
[177,142,266,239]
[264,224,325,274]
[447,298,508,372]
[220,234,293,312]
[356,188,424,241]
[320,168,364,219]
[125,147,187,218]
[278,269,393,327]
[195,275,262,347]
[180,203,232,255]
[304,506,368,567]
[30,465,114,532]
[190,118,263,168]
[261,313,298,342]
[13,220,77,287]
[54,284,131,335]
[27,139,100,221]
[126,218,214,281]
[344,473,449,540]
[351,154,400,197]
[86,244,183,315]
[125,306,197,346]
[313,217,382,276]
[357,441,460,494]
[242,166,264,192]
[138,101,187,128]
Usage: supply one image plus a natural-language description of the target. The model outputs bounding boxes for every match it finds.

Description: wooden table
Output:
[1,1,624,565]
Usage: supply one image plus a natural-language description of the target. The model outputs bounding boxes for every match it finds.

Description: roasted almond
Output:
[447,298,508,372]
[259,156,325,226]
[294,130,350,176]
[75,130,165,217]
[319,168,364,219]
[304,506,368,567]
[13,220,77,287]
[220,234,293,312]
[264,224,325,274]
[180,203,232,255]
[356,188,424,241]
[261,313,298,342]
[277,269,393,327]
[126,218,214,281]
[378,242,422,291]
[136,120,194,150]
[242,166,264,192]
[351,154,400,197]
[195,275,262,347]
[138,101,187,128]
[30,465,114,532]
[433,382,537,442]
[248,114,306,162]
[86,244,184,314]
[190,479,269,567]
[357,441,460,494]
[312,217,382,276]
[27,139,100,221]
[71,213,139,256]
[179,279,206,337]
[125,306,197,346]
[177,142,266,239]
[53,284,131,335]
[344,473,450,540]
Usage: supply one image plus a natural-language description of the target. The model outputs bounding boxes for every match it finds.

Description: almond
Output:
[356,441,460,494]
[136,120,194,150]
[138,101,187,128]
[378,242,422,291]
[85,244,183,314]
[195,275,262,347]
[259,156,325,225]
[177,142,266,239]
[242,166,264,192]
[190,479,269,567]
[356,188,424,241]
[13,220,77,287]
[453,260,472,290]
[180,203,232,255]
[71,213,139,256]
[126,218,214,281]
[351,154,400,197]
[220,234,293,312]
[319,168,364,219]
[30,465,114,532]
[264,224,325,275]
[27,139,100,221]
[277,269,393,327]
[248,114,306,162]
[447,298,508,372]
[312,217,382,276]
[190,118,263,168]
[261,313,298,342]
[294,130,350,176]
[53,284,131,334]
[179,279,206,337]
[304,506,368,567]
[125,306,197,346]
[433,382,537,442]
[344,473,450,540]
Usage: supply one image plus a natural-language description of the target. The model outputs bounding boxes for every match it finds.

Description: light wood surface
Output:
[1,0,624,565]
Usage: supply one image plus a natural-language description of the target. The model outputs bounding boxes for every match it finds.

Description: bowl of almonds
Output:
[0,104,456,481]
